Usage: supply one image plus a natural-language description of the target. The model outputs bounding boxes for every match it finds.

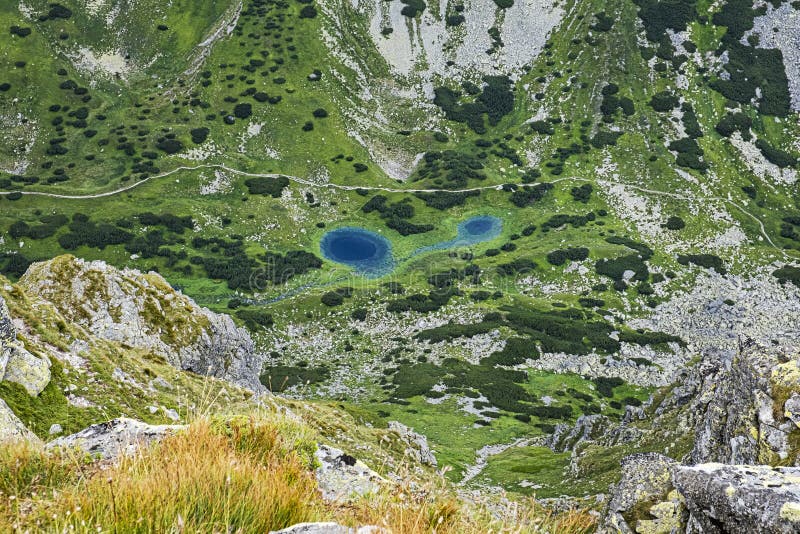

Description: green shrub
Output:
[570,184,593,203]
[592,376,623,397]
[649,91,679,112]
[677,253,727,274]
[664,216,685,230]
[546,247,589,266]
[235,309,274,330]
[321,292,344,307]
[755,139,797,168]
[595,254,649,281]
[605,236,654,259]
[400,0,426,17]
[773,265,800,288]
[245,176,290,197]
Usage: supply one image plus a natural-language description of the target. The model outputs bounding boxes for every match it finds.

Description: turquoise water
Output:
[411,215,503,256]
[320,215,502,276]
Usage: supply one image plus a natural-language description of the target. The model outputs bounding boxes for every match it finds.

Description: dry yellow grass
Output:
[0,410,597,533]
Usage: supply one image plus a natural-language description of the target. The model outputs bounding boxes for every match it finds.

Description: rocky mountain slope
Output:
[0,256,799,532]
[2,0,800,530]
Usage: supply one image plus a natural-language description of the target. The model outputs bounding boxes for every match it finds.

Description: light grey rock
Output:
[46,417,184,460]
[547,414,611,453]
[0,295,14,376]
[19,256,264,392]
[3,345,51,396]
[149,376,173,390]
[270,523,385,534]
[603,453,681,534]
[0,294,51,396]
[784,393,800,429]
[314,445,384,503]
[162,407,180,421]
[673,464,800,533]
[684,339,796,465]
[0,398,37,443]
[48,423,62,435]
[388,421,437,466]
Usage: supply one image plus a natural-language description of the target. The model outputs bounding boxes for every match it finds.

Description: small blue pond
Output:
[320,227,395,277]
[321,216,502,277]
[412,215,503,255]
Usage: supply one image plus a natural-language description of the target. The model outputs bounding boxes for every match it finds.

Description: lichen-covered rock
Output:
[656,338,800,467]
[673,463,800,533]
[3,346,51,396]
[314,445,384,503]
[0,398,37,443]
[0,294,51,396]
[633,490,687,534]
[46,417,185,460]
[388,421,436,466]
[19,256,264,391]
[604,453,680,533]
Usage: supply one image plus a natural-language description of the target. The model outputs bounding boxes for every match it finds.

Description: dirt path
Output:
[0,162,790,255]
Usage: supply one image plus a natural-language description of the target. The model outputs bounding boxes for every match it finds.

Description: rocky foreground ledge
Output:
[604,453,800,533]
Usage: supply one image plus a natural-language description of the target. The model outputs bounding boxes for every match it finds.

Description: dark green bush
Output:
[664,216,685,230]
[677,253,727,274]
[546,247,589,266]
[244,176,290,197]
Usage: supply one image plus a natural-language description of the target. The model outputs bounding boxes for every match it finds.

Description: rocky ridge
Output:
[18,255,264,391]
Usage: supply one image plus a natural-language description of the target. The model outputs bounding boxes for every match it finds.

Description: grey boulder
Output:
[46,417,185,460]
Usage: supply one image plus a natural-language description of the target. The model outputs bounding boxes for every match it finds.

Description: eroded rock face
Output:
[387,421,436,466]
[19,256,264,392]
[673,464,800,534]
[46,417,185,460]
[0,294,51,396]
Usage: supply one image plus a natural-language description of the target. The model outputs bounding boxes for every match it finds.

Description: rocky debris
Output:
[46,418,185,460]
[0,398,38,443]
[547,415,613,453]
[387,421,436,466]
[0,294,51,396]
[19,256,264,392]
[48,423,62,435]
[604,453,679,533]
[270,524,384,534]
[314,445,385,503]
[673,464,800,533]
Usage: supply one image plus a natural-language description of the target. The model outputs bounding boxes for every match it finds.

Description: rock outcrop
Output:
[0,294,51,396]
[19,256,264,391]
[604,453,681,533]
[673,464,800,533]
[315,445,385,503]
[46,417,185,460]
[388,421,437,466]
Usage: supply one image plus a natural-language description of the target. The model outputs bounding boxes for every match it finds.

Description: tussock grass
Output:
[0,409,596,533]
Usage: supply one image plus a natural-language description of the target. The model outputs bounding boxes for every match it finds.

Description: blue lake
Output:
[320,227,395,277]
[412,215,503,255]
[320,215,502,276]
